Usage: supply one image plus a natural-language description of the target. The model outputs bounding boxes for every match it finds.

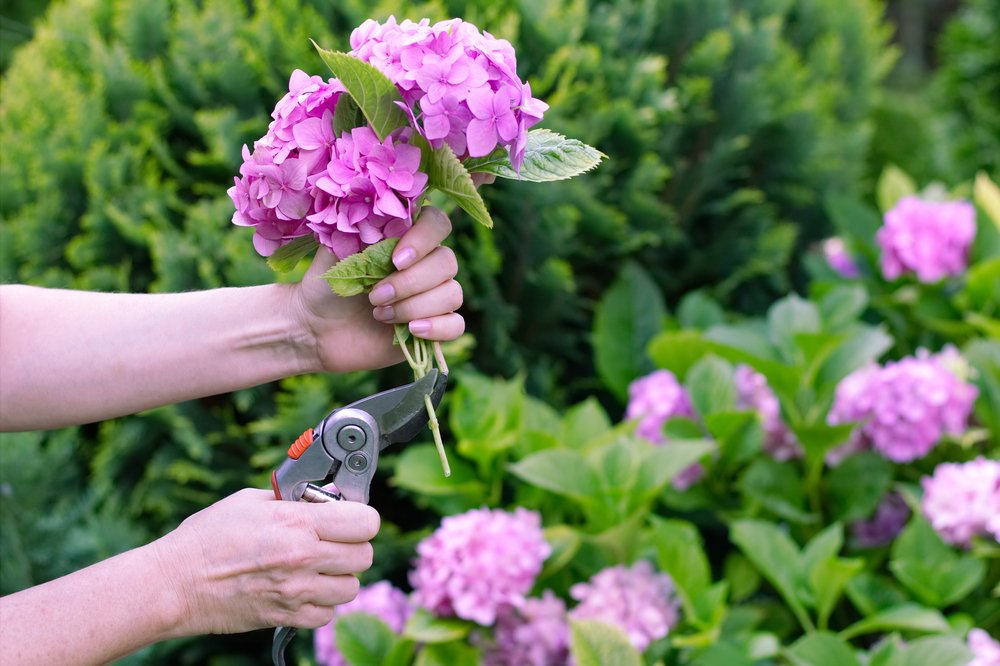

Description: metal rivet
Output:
[346,452,368,472]
[337,424,366,451]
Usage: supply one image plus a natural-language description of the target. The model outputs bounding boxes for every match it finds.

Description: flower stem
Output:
[394,326,450,476]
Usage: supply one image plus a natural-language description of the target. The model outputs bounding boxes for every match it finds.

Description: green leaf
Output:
[738,459,815,524]
[320,237,399,296]
[639,439,715,500]
[312,44,408,140]
[333,94,365,136]
[540,525,583,579]
[335,613,398,665]
[562,397,611,448]
[810,557,864,630]
[838,603,950,640]
[730,519,814,632]
[413,641,481,666]
[389,444,486,502]
[403,609,471,644]
[593,262,666,400]
[975,171,1000,232]
[889,516,987,608]
[818,284,868,332]
[786,632,861,666]
[877,164,917,213]
[426,143,494,228]
[825,194,882,259]
[767,295,821,364]
[649,518,725,629]
[823,452,893,523]
[648,330,714,383]
[466,129,605,182]
[815,324,892,390]
[569,619,643,666]
[507,449,599,502]
[685,355,736,416]
[677,290,728,330]
[265,235,319,273]
[845,572,910,616]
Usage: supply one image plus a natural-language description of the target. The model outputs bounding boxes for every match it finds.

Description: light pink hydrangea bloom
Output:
[827,346,978,464]
[410,507,550,626]
[850,492,910,548]
[877,195,977,283]
[313,581,413,666]
[968,628,1000,666]
[625,370,703,489]
[349,17,548,170]
[734,364,802,461]
[568,561,679,653]
[822,237,861,279]
[921,457,1000,548]
[479,590,570,666]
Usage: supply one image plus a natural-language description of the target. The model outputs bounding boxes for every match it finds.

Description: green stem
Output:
[394,327,450,476]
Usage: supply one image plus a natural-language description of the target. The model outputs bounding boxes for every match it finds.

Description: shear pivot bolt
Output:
[337,425,366,451]
[346,452,368,472]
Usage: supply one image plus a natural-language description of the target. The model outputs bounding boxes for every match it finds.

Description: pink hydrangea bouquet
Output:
[228,17,604,471]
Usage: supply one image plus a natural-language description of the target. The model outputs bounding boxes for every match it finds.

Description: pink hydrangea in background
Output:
[821,237,861,279]
[479,591,570,666]
[921,456,1000,548]
[734,364,802,461]
[568,560,679,653]
[313,581,413,666]
[349,17,548,170]
[968,628,1000,666]
[410,507,550,625]
[626,370,703,489]
[826,346,978,464]
[877,195,977,283]
[850,492,910,548]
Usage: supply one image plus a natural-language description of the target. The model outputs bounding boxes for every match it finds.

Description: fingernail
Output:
[369,283,395,306]
[393,247,416,270]
[408,320,431,336]
[373,305,395,322]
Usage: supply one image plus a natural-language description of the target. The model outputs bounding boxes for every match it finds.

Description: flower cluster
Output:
[228,70,427,259]
[921,456,1000,548]
[349,17,547,170]
[821,237,861,279]
[850,492,910,548]
[313,581,413,666]
[409,507,550,625]
[968,628,1000,666]
[568,561,680,652]
[625,370,702,489]
[877,195,977,283]
[479,591,570,666]
[734,364,802,461]
[826,346,978,463]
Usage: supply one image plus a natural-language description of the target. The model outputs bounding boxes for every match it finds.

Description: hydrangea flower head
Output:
[921,457,1000,548]
[625,370,703,489]
[827,346,978,463]
[313,581,413,666]
[568,560,679,652]
[734,364,802,461]
[851,492,910,548]
[968,628,1000,666]
[410,507,550,625]
[479,591,570,666]
[877,195,977,283]
[349,17,548,170]
[821,237,861,279]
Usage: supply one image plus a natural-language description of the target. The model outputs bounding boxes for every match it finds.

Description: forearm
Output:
[0,542,186,666]
[0,284,318,431]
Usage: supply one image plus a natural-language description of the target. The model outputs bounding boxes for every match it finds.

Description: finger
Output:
[372,280,462,325]
[369,246,458,306]
[405,312,466,342]
[392,207,452,270]
[471,172,496,188]
[309,501,380,543]
[314,541,375,576]
[303,246,337,280]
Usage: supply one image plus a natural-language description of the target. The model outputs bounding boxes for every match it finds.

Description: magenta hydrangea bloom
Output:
[479,591,570,666]
[568,561,679,653]
[877,195,977,283]
[827,346,978,464]
[851,492,910,548]
[734,364,802,461]
[968,628,1000,666]
[313,581,413,666]
[349,17,548,170]
[921,457,1000,549]
[821,237,861,279]
[625,370,703,489]
[410,507,550,626]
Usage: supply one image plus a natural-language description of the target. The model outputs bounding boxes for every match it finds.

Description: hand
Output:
[289,206,465,373]
[152,489,380,634]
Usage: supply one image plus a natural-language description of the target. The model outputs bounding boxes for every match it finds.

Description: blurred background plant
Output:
[1,0,997,664]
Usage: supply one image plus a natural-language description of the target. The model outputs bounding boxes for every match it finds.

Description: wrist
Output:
[144,534,200,640]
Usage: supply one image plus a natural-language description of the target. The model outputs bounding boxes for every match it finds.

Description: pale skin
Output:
[0,206,464,665]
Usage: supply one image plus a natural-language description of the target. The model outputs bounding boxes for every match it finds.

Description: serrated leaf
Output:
[320,237,399,297]
[312,43,408,140]
[335,613,398,665]
[427,144,493,228]
[468,129,605,182]
[266,235,319,273]
[333,94,365,136]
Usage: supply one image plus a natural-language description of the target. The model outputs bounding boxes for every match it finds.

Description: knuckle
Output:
[298,605,335,630]
[446,280,464,308]
[425,207,452,234]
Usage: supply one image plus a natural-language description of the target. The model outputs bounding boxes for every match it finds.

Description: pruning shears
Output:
[269,369,447,666]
